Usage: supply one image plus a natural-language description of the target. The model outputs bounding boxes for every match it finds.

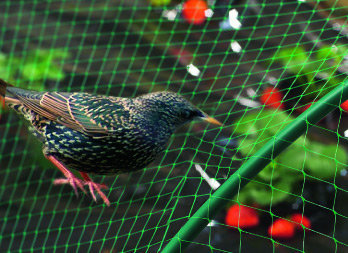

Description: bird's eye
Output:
[180,110,191,119]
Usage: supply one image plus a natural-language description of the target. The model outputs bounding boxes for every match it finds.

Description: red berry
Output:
[268,218,295,239]
[260,87,284,109]
[340,99,348,112]
[182,0,208,25]
[168,47,193,66]
[290,213,311,229]
[225,204,259,229]
[297,101,315,113]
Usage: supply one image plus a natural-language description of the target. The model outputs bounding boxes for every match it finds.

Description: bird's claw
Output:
[53,175,110,206]
[84,181,110,206]
[53,176,86,196]
[47,155,110,205]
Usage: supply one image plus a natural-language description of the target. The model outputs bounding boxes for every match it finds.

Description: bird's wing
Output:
[40,92,112,135]
[7,88,125,136]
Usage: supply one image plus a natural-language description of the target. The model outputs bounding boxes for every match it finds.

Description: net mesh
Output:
[0,0,347,252]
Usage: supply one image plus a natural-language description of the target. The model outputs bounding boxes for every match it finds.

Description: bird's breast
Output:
[44,122,170,174]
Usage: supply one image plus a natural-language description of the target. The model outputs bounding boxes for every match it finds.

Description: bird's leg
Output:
[45,155,86,196]
[79,172,110,206]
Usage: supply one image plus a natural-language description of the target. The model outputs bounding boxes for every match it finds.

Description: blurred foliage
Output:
[148,0,171,6]
[234,109,347,205]
[272,44,347,99]
[0,48,68,91]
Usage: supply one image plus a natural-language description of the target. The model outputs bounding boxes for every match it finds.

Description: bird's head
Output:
[136,91,221,129]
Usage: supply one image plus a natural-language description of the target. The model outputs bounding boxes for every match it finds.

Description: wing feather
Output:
[40,92,112,135]
[7,88,122,136]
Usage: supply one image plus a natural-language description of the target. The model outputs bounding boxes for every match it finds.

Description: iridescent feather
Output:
[0,79,221,205]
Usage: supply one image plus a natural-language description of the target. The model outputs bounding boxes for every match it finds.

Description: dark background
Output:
[0,0,347,252]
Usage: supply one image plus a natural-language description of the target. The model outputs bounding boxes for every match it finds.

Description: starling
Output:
[0,79,221,206]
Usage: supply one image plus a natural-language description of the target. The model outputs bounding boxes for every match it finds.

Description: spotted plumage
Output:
[0,79,221,205]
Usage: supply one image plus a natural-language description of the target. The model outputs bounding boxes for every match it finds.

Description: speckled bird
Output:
[0,79,221,206]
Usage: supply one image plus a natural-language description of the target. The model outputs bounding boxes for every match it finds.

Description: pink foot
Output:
[45,155,86,196]
[85,181,110,206]
[45,155,111,205]
[53,176,86,196]
[80,172,110,206]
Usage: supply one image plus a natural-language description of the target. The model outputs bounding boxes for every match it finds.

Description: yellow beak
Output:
[203,116,222,126]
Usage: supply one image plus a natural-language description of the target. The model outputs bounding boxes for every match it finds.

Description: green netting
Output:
[0,0,347,252]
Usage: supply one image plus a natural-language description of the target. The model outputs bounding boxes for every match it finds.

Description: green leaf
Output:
[233,112,261,136]
[0,52,7,65]
[47,49,70,60]
[305,143,347,179]
[19,49,67,82]
[149,0,171,6]
[312,45,345,82]
[44,64,65,81]
[272,44,346,100]
[238,178,294,206]
[0,65,10,80]
[254,110,293,135]
[275,146,306,181]
[316,44,348,67]
[278,144,306,171]
[234,109,293,136]
[258,161,279,181]
[234,109,296,158]
[237,135,273,157]
[273,46,317,75]
[21,62,46,81]
[237,138,258,157]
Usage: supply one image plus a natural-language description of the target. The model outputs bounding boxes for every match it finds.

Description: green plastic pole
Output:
[162,80,348,253]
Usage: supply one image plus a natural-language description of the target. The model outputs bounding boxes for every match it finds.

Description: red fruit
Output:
[340,99,348,112]
[168,47,193,65]
[268,218,295,239]
[182,0,208,25]
[297,101,315,113]
[290,213,311,229]
[260,87,284,109]
[225,204,259,229]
